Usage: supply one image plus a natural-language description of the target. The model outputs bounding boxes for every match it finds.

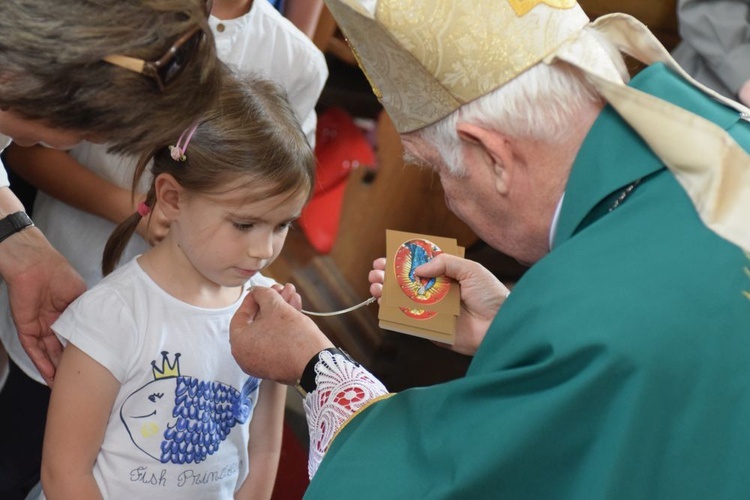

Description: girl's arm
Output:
[41,343,120,500]
[283,0,324,39]
[4,144,136,225]
[235,380,286,500]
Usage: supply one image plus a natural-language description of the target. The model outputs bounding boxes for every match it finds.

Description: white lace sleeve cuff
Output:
[302,349,389,478]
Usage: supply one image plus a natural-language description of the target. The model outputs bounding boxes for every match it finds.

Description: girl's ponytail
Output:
[102,152,157,276]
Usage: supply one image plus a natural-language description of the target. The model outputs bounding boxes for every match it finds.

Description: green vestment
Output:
[305,64,750,499]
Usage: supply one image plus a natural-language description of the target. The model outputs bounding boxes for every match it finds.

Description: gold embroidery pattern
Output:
[507,0,578,17]
[326,0,589,133]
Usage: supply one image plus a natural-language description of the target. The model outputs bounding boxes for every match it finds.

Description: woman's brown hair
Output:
[0,0,222,155]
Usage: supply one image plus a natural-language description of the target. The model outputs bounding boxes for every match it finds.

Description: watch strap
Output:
[0,212,34,245]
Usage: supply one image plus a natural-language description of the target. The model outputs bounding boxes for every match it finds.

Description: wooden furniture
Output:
[579,0,680,50]
[330,111,478,299]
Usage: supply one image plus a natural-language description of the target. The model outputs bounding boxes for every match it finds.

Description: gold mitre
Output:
[325,0,588,133]
[324,0,750,252]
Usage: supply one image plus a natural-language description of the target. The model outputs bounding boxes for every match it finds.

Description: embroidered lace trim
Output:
[302,350,388,478]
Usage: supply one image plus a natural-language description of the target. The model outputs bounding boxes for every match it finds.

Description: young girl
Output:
[0,3,326,491]
[39,73,315,500]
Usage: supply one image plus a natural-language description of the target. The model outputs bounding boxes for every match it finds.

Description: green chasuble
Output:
[305,64,750,499]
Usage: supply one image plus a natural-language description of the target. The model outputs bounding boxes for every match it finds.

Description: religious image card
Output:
[378,308,456,342]
[382,230,460,315]
[378,229,463,344]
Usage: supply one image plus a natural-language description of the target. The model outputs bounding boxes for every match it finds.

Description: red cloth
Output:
[299,107,376,254]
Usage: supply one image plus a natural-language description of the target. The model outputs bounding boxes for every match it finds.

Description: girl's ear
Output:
[154,173,183,219]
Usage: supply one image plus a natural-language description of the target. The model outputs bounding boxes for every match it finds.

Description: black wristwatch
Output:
[295,347,359,397]
[0,211,34,245]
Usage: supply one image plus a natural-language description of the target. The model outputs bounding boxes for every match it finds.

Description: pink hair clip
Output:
[168,122,199,161]
[137,201,150,217]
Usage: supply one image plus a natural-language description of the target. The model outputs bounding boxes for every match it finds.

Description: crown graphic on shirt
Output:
[151,351,182,379]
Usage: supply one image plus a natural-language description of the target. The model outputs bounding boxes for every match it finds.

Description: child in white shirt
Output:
[40,73,315,500]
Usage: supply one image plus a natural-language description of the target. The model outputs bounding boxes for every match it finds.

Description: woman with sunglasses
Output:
[0,1,222,498]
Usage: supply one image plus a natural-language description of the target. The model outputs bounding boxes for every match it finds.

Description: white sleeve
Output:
[285,48,329,149]
[0,135,12,188]
[52,286,139,383]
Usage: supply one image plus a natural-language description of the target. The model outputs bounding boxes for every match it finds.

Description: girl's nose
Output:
[248,231,274,260]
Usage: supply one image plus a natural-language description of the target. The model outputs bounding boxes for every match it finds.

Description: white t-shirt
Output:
[45,258,275,499]
[0,136,13,390]
[0,0,328,383]
[0,133,11,188]
[0,136,17,392]
[210,0,328,147]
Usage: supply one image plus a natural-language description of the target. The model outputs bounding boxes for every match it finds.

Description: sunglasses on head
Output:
[103,26,205,92]
[102,0,213,92]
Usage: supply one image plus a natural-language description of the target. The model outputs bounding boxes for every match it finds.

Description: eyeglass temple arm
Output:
[103,54,146,75]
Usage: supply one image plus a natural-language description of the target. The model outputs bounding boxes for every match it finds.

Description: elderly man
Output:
[230,0,750,497]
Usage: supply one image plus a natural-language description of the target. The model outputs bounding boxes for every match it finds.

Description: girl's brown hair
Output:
[102,73,316,275]
[0,0,222,155]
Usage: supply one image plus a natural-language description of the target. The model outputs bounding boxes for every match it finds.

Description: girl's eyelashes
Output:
[232,221,255,232]
[231,219,296,232]
[276,220,295,232]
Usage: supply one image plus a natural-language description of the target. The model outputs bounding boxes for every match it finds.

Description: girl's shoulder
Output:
[94,256,143,285]
[64,258,146,316]
[53,259,151,384]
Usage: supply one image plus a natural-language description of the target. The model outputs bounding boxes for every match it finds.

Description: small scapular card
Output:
[378,230,463,344]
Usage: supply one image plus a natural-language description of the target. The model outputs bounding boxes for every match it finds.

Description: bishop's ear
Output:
[153,173,183,218]
[456,122,514,195]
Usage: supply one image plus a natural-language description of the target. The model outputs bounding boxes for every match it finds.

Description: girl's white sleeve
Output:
[52,286,138,383]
